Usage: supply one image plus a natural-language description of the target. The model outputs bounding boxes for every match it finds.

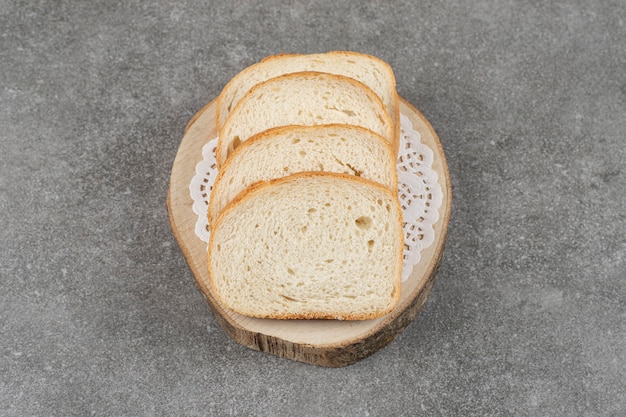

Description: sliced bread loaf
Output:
[216,71,394,167]
[208,172,403,320]
[216,51,399,151]
[208,124,398,226]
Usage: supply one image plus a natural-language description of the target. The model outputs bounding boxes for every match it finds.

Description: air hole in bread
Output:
[325,259,334,263]
[301,225,307,233]
[318,163,324,170]
[307,208,317,213]
[228,136,242,159]
[355,216,373,229]
[287,268,295,275]
[299,150,306,157]
[341,109,356,117]
[216,244,221,251]
[367,239,375,252]
[292,138,300,144]
[377,199,383,205]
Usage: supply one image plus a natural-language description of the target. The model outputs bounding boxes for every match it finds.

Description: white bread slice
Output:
[208,172,403,320]
[216,51,400,152]
[208,124,398,227]
[216,71,394,167]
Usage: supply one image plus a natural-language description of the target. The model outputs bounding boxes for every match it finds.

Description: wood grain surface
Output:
[167,97,452,367]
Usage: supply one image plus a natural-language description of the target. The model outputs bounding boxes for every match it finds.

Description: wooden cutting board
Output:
[167,97,451,367]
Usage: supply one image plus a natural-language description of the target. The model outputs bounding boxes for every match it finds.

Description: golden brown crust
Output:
[207,171,404,321]
[391,90,401,156]
[228,305,397,321]
[216,71,395,167]
[215,51,399,148]
[215,171,399,233]
[207,123,398,227]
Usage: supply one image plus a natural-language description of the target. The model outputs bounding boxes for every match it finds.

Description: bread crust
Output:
[216,51,397,123]
[208,171,404,320]
[215,51,400,155]
[217,71,395,167]
[208,123,399,227]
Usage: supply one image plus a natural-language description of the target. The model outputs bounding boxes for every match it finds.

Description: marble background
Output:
[2,1,625,415]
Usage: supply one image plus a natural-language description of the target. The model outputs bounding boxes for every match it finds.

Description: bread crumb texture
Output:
[209,174,402,320]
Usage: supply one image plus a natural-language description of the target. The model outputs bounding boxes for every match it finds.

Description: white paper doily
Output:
[190,114,443,282]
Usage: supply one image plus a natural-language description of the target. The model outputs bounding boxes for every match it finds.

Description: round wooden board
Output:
[167,97,452,367]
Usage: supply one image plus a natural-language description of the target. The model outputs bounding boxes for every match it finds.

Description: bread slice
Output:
[208,172,403,320]
[208,124,398,226]
[216,71,394,167]
[216,51,400,151]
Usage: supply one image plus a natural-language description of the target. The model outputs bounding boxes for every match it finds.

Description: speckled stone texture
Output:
[1,1,625,416]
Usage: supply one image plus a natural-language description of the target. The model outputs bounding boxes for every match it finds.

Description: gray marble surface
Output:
[2,1,625,415]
